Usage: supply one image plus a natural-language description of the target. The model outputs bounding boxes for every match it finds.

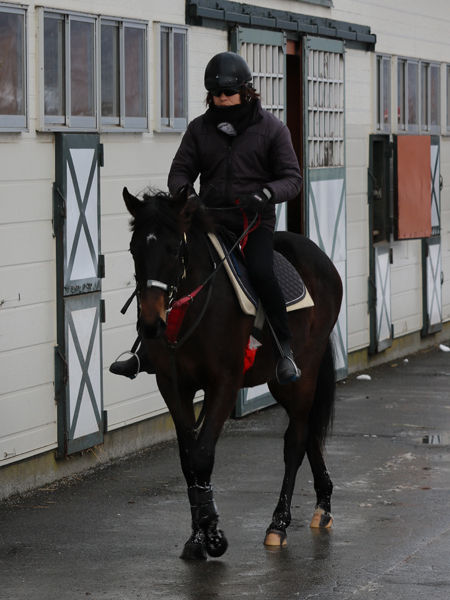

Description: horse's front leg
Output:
[178,379,240,560]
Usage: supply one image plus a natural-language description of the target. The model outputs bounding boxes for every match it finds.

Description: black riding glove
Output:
[177,184,199,202]
[239,188,272,213]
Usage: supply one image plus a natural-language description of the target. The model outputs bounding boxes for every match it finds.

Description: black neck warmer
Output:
[206,100,260,135]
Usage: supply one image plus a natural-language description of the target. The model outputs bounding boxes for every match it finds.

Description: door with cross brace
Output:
[54,133,105,456]
[422,135,442,335]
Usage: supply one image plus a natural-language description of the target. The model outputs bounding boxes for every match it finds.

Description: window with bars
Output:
[41,10,147,131]
[376,55,391,132]
[307,48,344,168]
[159,24,188,131]
[0,4,26,130]
[240,42,285,121]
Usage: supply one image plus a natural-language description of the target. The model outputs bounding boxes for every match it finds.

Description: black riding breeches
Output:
[243,226,291,343]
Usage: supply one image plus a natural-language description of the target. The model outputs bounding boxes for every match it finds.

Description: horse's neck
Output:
[182,232,214,292]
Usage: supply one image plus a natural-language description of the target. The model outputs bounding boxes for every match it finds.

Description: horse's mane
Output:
[131,188,214,234]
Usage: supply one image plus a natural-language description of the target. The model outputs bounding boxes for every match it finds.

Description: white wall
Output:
[345,49,371,351]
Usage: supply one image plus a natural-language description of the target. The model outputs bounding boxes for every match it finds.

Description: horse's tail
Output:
[308,338,336,449]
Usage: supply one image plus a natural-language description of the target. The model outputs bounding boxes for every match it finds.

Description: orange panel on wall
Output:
[396,135,431,239]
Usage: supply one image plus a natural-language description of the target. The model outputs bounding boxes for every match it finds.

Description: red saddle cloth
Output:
[243,339,258,373]
[165,285,204,344]
[166,283,258,374]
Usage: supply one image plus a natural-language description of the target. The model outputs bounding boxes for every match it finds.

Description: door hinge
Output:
[54,345,68,389]
[100,299,106,323]
[98,254,105,278]
[98,143,104,167]
[52,183,66,237]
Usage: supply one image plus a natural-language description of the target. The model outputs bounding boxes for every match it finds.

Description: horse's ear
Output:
[123,187,141,217]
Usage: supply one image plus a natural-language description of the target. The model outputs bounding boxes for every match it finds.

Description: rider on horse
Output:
[110,52,302,384]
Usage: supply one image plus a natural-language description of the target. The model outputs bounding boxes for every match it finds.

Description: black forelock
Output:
[130,188,214,235]
[130,190,179,234]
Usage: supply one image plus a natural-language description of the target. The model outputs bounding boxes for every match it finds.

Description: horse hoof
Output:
[310,507,333,529]
[264,529,287,547]
[180,532,207,560]
[206,528,228,558]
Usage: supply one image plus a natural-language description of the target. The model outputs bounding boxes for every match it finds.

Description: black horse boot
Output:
[276,341,301,385]
[109,342,155,379]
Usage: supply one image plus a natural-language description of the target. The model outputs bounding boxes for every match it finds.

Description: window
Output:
[397,58,419,133]
[0,5,26,130]
[41,10,147,131]
[421,62,440,134]
[101,19,147,129]
[376,55,391,131]
[159,25,187,131]
[43,11,96,129]
[398,57,440,134]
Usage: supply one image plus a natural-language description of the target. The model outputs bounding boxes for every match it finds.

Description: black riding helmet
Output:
[204,51,252,93]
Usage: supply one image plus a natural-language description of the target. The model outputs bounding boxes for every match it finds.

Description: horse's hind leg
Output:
[306,339,335,528]
[307,436,333,528]
[264,377,316,547]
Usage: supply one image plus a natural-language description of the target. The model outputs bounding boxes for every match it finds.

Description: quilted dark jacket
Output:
[167,100,302,231]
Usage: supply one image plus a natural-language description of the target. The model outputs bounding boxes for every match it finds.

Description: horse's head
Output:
[123,186,205,340]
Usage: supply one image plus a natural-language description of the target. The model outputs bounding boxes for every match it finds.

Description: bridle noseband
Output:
[136,233,188,307]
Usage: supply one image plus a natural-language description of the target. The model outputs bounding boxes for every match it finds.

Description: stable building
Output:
[1,0,449,497]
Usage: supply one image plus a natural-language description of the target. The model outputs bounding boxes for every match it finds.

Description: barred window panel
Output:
[159,24,188,131]
[307,48,344,168]
[241,42,284,121]
[0,5,27,130]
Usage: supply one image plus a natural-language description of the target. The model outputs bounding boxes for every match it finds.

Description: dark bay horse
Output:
[122,186,342,559]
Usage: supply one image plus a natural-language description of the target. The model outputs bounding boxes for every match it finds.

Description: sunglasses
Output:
[211,88,240,97]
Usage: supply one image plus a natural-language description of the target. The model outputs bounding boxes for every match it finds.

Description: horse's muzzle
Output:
[138,288,168,339]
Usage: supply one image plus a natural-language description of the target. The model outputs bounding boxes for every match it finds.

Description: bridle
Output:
[136,233,188,308]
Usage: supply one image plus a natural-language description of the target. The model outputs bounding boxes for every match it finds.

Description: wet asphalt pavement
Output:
[1,344,450,600]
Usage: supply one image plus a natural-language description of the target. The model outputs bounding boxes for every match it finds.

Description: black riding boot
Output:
[109,341,155,379]
[275,339,301,385]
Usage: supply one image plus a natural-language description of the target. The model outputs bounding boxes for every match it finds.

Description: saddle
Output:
[208,232,314,317]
